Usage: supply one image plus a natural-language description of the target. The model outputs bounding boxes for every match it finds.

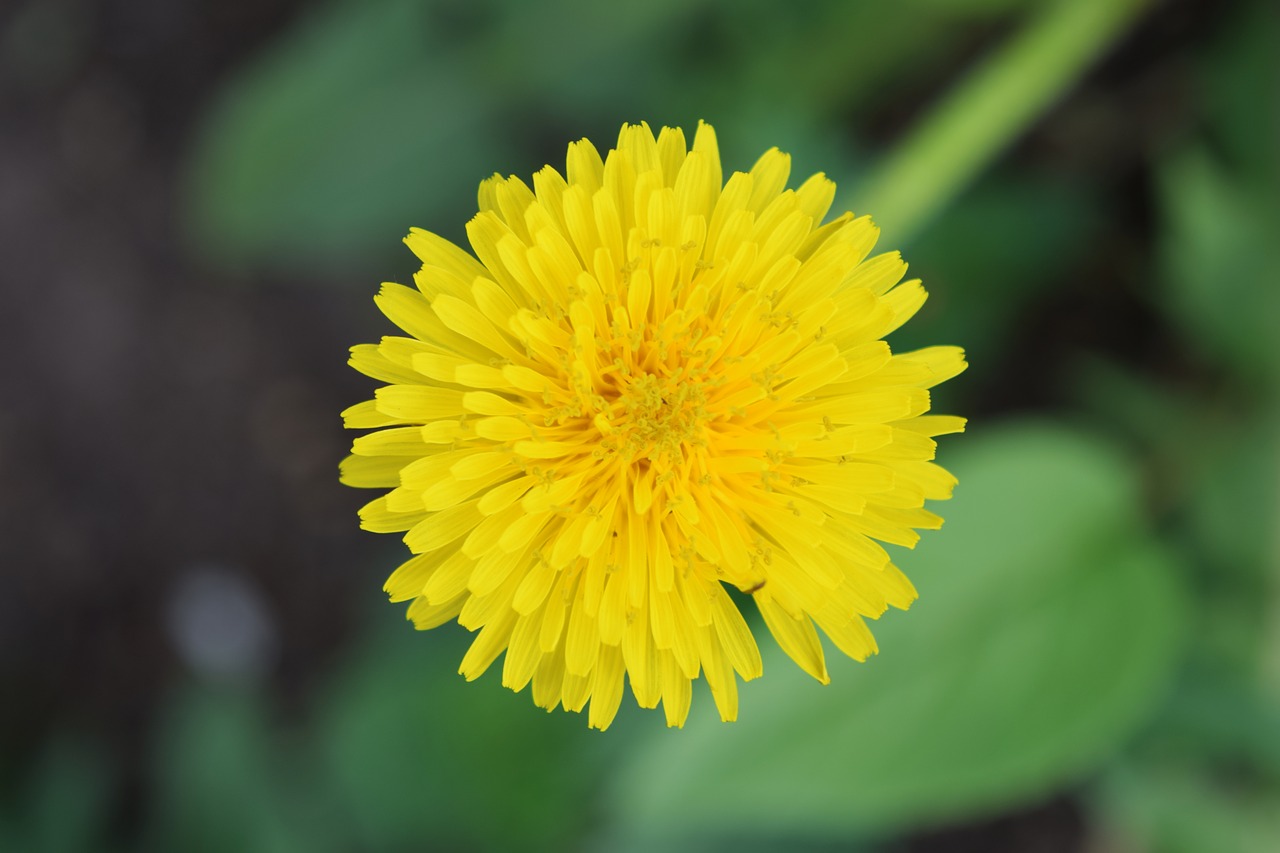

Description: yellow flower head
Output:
[342,122,966,730]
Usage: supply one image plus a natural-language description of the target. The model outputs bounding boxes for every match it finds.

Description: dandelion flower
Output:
[342,121,966,730]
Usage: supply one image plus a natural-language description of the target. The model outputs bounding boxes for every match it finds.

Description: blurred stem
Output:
[857,0,1153,244]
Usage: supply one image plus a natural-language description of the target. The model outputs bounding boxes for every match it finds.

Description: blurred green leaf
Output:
[1186,410,1280,588]
[1183,408,1280,687]
[185,0,1057,279]
[1095,760,1280,853]
[606,422,1186,841]
[897,174,1101,382]
[1069,362,1280,682]
[1203,0,1280,191]
[700,0,1030,123]
[184,0,706,278]
[186,0,500,277]
[147,686,332,853]
[1067,358,1194,483]
[316,619,611,852]
[1157,148,1280,387]
[1155,678,1280,784]
[1070,367,1280,710]
[0,736,109,853]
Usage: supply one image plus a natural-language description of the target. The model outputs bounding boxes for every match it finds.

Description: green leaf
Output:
[1182,409,1280,681]
[1096,760,1280,853]
[185,0,513,277]
[183,0,708,278]
[0,736,110,853]
[183,0,1054,280]
[146,686,333,853]
[315,617,613,852]
[606,422,1186,841]
[894,174,1100,389]
[1202,0,1280,189]
[1187,412,1280,584]
[1154,678,1280,783]
[1157,148,1280,386]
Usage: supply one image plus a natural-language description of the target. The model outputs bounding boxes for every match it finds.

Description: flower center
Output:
[613,371,707,460]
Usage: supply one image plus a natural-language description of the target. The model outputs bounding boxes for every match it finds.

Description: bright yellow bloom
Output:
[342,121,966,730]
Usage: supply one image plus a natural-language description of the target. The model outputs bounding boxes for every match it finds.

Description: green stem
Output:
[855,0,1153,244]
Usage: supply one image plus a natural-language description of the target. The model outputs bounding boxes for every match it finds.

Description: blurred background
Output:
[1,0,1277,849]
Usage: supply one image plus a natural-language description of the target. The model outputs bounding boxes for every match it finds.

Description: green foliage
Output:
[314,623,609,852]
[606,423,1186,841]
[1202,0,1280,189]
[1157,149,1280,388]
[184,0,710,277]
[1155,2,1280,391]
[854,0,1153,241]
[184,0,1052,277]
[0,737,109,853]
[1072,8,1280,841]
[1097,760,1280,853]
[146,688,333,853]
[897,174,1101,380]
[135,628,617,852]
[186,0,503,276]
